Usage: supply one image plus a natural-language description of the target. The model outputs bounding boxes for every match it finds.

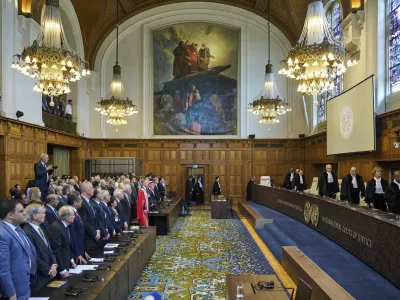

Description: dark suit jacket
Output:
[293,175,307,192]
[318,172,339,196]
[78,197,99,249]
[45,205,58,226]
[153,185,161,202]
[57,195,68,209]
[110,208,122,233]
[282,173,294,189]
[99,201,115,234]
[246,179,255,200]
[341,174,366,202]
[121,194,132,225]
[157,183,166,200]
[291,174,299,189]
[69,210,85,258]
[23,223,56,292]
[385,182,400,213]
[34,161,53,188]
[46,219,74,273]
[130,184,138,202]
[91,200,108,238]
[366,178,389,208]
[185,179,194,201]
[116,200,126,229]
[212,181,221,195]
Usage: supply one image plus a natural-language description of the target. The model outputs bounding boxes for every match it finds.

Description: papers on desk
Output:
[90,258,105,263]
[151,211,159,213]
[104,243,119,249]
[47,280,67,288]
[123,230,134,233]
[75,265,98,271]
[68,268,82,274]
[28,298,50,300]
[131,226,140,230]
[104,250,114,254]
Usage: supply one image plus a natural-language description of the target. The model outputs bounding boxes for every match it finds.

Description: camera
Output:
[52,165,58,169]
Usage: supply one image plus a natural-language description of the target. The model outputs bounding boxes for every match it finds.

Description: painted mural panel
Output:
[153,23,239,135]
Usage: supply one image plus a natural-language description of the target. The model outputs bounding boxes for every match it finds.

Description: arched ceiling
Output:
[26,0,354,68]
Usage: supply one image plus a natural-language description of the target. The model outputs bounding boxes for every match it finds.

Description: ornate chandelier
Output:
[95,0,137,130]
[278,0,355,95]
[11,0,90,96]
[248,0,291,126]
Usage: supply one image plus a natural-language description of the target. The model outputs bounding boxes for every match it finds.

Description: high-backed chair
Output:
[260,176,271,187]
[295,278,312,300]
[305,177,318,195]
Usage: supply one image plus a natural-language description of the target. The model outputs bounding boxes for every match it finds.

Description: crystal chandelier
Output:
[95,0,137,130]
[247,0,291,126]
[278,0,355,95]
[11,0,90,96]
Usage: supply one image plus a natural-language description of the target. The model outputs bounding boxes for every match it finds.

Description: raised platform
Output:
[238,199,271,229]
[281,246,354,300]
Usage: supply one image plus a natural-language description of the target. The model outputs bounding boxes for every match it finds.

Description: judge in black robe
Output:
[340,167,365,204]
[282,169,294,189]
[293,170,307,192]
[384,171,400,214]
[291,169,300,190]
[212,177,221,196]
[318,164,339,198]
[246,177,256,200]
[193,179,203,205]
[185,176,194,207]
[366,177,388,212]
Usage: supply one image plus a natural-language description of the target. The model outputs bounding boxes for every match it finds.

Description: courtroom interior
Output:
[1,0,400,299]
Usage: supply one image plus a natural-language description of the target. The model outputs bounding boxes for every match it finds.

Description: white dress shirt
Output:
[351,175,358,188]
[374,177,384,194]
[327,172,334,183]
[299,175,303,184]
[65,104,72,115]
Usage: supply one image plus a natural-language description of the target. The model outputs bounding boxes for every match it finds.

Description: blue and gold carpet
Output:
[128,210,275,299]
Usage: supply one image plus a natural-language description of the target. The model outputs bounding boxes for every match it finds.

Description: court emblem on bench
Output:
[304,201,311,223]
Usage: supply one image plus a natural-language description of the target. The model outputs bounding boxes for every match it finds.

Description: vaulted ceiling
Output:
[24,0,355,68]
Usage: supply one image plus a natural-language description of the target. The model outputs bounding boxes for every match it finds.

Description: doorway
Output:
[182,165,210,203]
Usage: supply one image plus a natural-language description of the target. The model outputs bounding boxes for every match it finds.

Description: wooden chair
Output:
[295,278,312,300]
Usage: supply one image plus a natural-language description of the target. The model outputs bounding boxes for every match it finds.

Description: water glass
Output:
[236,283,244,299]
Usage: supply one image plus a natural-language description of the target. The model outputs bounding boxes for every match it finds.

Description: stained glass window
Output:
[318,1,343,123]
[390,0,400,94]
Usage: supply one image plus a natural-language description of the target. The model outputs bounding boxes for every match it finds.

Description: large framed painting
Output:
[153,23,239,135]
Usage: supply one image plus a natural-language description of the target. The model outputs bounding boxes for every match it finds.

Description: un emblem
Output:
[340,105,353,140]
[310,204,320,227]
[304,201,311,223]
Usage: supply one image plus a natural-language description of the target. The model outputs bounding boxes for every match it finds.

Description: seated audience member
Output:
[55,186,66,208]
[293,170,307,192]
[25,179,35,198]
[0,199,37,300]
[29,187,42,203]
[14,192,27,206]
[79,181,101,250]
[67,191,89,264]
[108,196,122,235]
[44,194,60,227]
[46,206,77,278]
[385,171,400,214]
[366,167,388,211]
[282,168,295,189]
[23,203,57,292]
[341,166,366,204]
[9,187,18,199]
[98,190,116,237]
[113,188,128,230]
[100,179,108,190]
[318,164,340,198]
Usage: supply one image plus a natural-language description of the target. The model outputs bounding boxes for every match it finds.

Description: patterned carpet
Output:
[128,210,275,299]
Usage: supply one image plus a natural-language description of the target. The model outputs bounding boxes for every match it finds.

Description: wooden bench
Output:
[238,199,271,229]
[281,246,355,300]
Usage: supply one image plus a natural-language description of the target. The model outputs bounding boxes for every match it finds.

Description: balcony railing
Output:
[42,112,77,134]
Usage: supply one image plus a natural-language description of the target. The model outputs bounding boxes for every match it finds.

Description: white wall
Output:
[90,3,307,139]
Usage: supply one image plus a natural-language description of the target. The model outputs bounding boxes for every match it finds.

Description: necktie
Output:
[89,201,96,216]
[66,226,71,242]
[15,227,37,275]
[75,211,82,224]
[38,226,48,247]
[53,208,59,218]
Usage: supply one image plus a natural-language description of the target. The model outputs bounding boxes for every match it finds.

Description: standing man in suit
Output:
[212,176,221,196]
[44,194,60,228]
[67,191,89,264]
[385,171,400,213]
[0,199,37,300]
[185,175,194,208]
[23,203,57,292]
[92,188,110,241]
[114,189,128,230]
[46,206,76,278]
[282,168,295,189]
[341,166,366,204]
[318,164,339,198]
[98,190,116,237]
[79,181,101,250]
[158,177,166,201]
[122,185,133,225]
[34,153,54,202]
[293,170,307,192]
[246,176,256,200]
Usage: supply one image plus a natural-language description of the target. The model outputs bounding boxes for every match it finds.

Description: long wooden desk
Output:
[31,227,156,300]
[211,196,230,219]
[149,197,183,235]
[252,184,400,288]
[226,274,288,300]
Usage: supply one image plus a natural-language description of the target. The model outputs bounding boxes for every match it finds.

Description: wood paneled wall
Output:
[2,108,400,199]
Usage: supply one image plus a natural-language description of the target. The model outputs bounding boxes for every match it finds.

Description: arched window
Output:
[318,1,343,123]
[389,0,400,94]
